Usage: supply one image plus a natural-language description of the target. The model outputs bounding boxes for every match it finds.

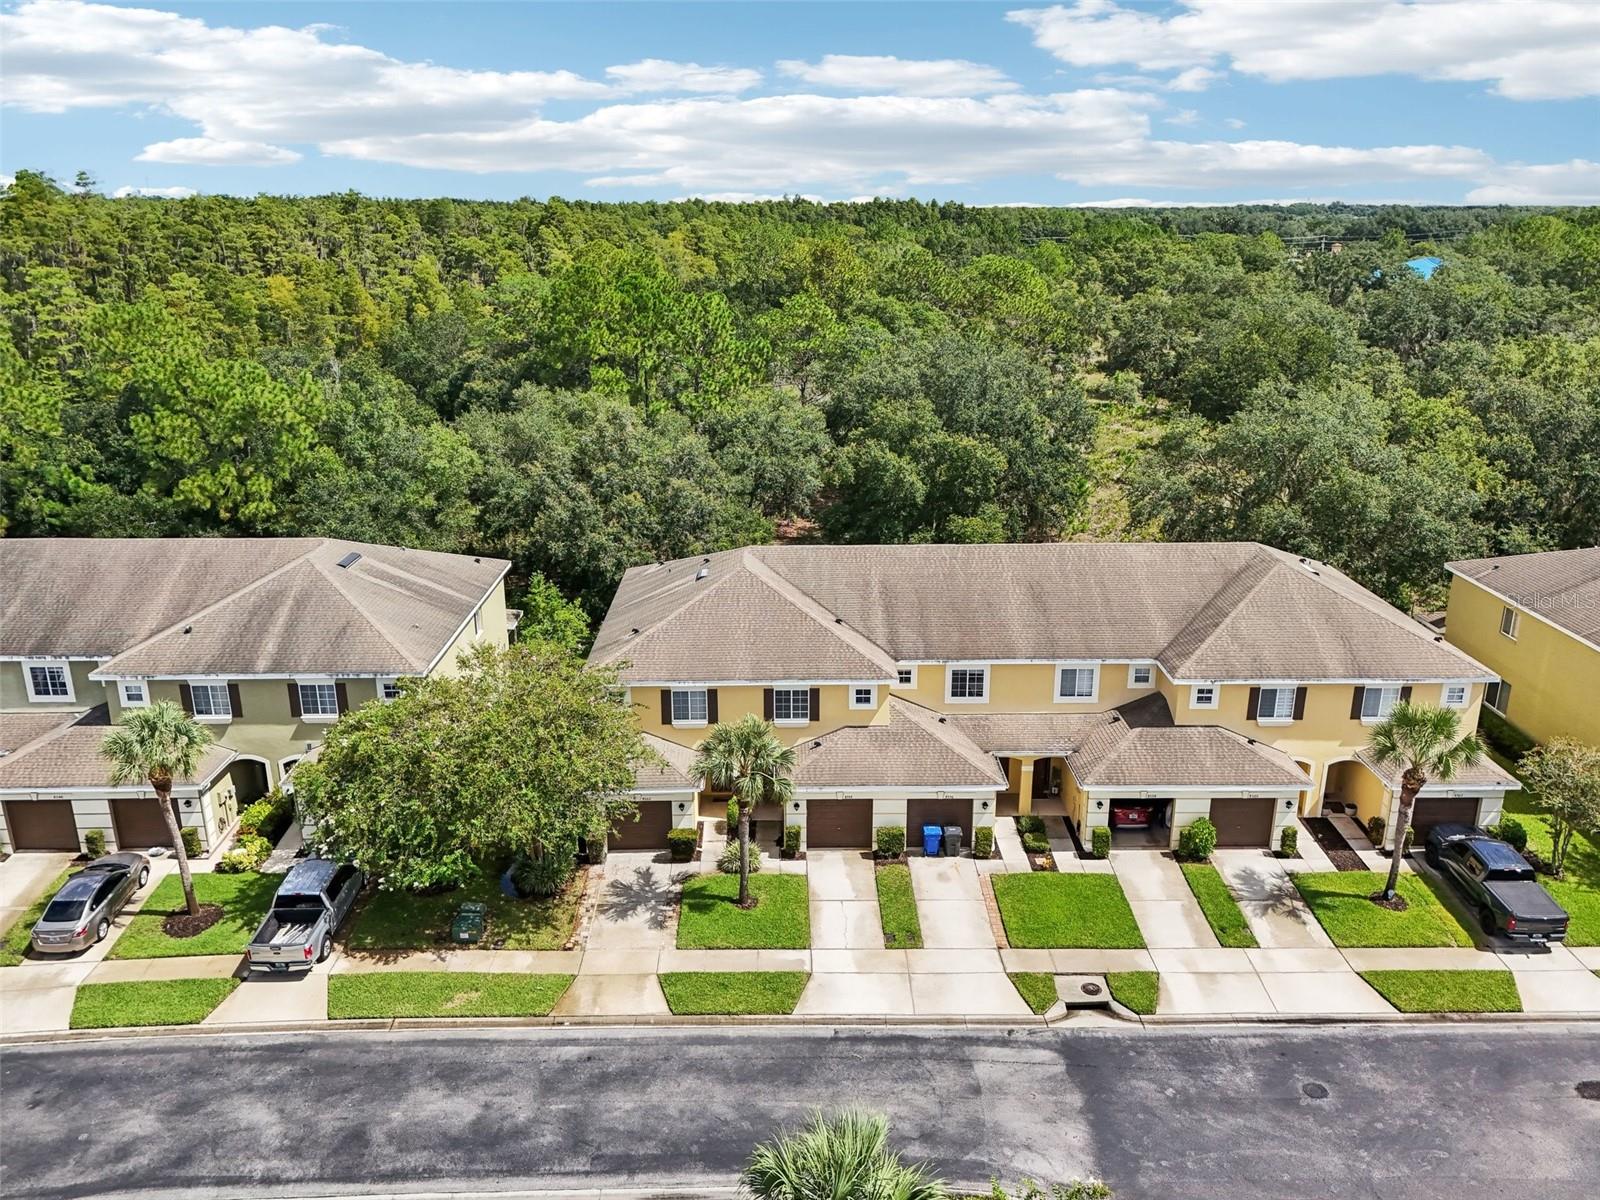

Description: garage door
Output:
[807,799,873,848]
[609,800,674,850]
[906,798,974,848]
[1208,798,1275,848]
[3,800,79,851]
[1411,797,1482,837]
[111,797,178,849]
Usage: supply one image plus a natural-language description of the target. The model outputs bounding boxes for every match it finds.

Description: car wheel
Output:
[137,867,149,888]
[317,936,331,963]
[1477,905,1497,935]
[95,918,110,943]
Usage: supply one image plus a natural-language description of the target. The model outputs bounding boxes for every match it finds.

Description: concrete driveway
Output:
[910,856,995,950]
[0,852,76,933]
[807,851,882,950]
[1213,850,1333,949]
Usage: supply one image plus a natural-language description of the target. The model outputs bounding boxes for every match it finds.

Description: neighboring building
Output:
[0,538,510,855]
[1444,547,1600,749]
[590,542,1517,854]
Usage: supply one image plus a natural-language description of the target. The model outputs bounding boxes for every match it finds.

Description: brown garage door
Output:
[111,797,179,849]
[807,799,873,848]
[4,800,79,851]
[1208,798,1275,848]
[609,800,674,850]
[906,798,974,848]
[1411,797,1482,837]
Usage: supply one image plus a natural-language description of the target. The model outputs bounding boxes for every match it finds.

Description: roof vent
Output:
[182,624,192,635]
[695,567,710,581]
[337,551,362,569]
[630,627,640,636]
[812,740,822,749]
[1246,737,1257,745]
[938,716,947,724]
[834,617,844,625]
[1434,635,1444,642]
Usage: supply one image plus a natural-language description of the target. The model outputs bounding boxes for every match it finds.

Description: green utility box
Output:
[450,901,488,945]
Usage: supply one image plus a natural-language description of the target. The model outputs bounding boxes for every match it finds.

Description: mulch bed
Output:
[1304,817,1368,872]
[161,903,224,938]
[1369,892,1410,912]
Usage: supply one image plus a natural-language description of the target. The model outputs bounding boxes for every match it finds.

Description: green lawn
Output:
[678,874,810,949]
[1108,970,1159,1015]
[1180,863,1259,948]
[70,978,240,1028]
[876,863,922,949]
[347,870,583,951]
[327,971,574,1019]
[0,869,72,967]
[659,971,809,1015]
[1495,749,1600,945]
[107,872,279,959]
[1291,871,1473,948]
[991,873,1146,949]
[1009,971,1058,1015]
[1360,969,1522,1013]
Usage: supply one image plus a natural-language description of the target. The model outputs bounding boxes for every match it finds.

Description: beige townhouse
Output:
[590,542,1518,854]
[0,538,510,855]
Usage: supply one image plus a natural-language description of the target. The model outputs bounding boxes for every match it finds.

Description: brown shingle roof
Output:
[1447,547,1600,646]
[0,706,236,791]
[633,733,701,792]
[793,698,1006,790]
[1354,746,1519,791]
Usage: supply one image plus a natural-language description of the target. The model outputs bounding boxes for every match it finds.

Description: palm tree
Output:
[743,1110,947,1200]
[101,701,212,917]
[692,713,794,909]
[1367,700,1485,903]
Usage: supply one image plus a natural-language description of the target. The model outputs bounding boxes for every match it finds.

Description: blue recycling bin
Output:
[922,824,943,856]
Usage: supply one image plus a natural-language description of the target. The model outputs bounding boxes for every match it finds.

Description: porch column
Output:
[1016,757,1037,817]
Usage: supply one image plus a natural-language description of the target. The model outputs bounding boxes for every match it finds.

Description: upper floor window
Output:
[378,677,402,703]
[297,680,340,720]
[472,609,484,639]
[849,685,877,710]
[945,664,988,703]
[1256,685,1296,722]
[671,688,708,725]
[895,666,917,688]
[1361,686,1401,722]
[118,680,149,708]
[1441,683,1469,709]
[23,659,74,702]
[189,682,232,721]
[1499,605,1519,639]
[1485,680,1511,715]
[1190,684,1218,710]
[772,687,811,724]
[1055,664,1098,702]
[1128,664,1154,688]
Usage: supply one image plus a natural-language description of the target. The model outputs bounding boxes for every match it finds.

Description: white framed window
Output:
[849,685,877,710]
[1128,664,1154,688]
[1441,683,1469,709]
[472,609,484,639]
[189,682,232,721]
[1055,663,1099,703]
[772,687,811,724]
[118,680,149,708]
[945,664,989,703]
[1190,684,1219,710]
[1485,680,1511,715]
[1499,605,1519,640]
[378,677,403,703]
[1361,686,1402,723]
[22,659,74,703]
[894,665,917,689]
[1256,685,1296,723]
[296,680,340,721]
[671,688,708,726]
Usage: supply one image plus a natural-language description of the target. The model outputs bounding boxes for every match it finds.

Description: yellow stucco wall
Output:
[0,659,102,712]
[638,682,890,749]
[1444,574,1600,747]
[891,662,1152,715]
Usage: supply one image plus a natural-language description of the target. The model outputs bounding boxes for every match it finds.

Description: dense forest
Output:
[2,171,1596,620]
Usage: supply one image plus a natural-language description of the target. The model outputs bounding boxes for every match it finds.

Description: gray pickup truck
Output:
[246,859,364,973]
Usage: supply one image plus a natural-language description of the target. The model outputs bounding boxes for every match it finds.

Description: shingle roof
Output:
[1063,697,1312,790]
[1447,547,1600,646]
[792,698,1007,790]
[0,706,237,791]
[593,542,1488,684]
[0,538,509,677]
[1354,746,1519,791]
[633,733,701,792]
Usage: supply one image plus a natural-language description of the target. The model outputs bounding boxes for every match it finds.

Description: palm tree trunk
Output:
[737,800,753,908]
[156,782,200,917]
[1382,773,1422,902]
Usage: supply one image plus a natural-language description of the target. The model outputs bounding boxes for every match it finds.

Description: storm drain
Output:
[1577,1081,1600,1100]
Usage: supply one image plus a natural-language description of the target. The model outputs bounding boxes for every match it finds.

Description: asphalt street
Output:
[3,1022,1598,1199]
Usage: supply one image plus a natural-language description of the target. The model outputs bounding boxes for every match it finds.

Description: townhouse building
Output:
[591,542,1518,853]
[0,538,510,855]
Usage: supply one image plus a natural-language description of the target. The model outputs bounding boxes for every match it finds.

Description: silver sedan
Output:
[30,852,151,955]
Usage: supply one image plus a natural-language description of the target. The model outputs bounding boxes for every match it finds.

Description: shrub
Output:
[973,826,994,859]
[215,834,271,873]
[1479,706,1536,760]
[726,798,740,830]
[1022,831,1050,855]
[667,827,698,862]
[180,827,202,857]
[83,829,106,858]
[1090,826,1111,859]
[782,823,801,858]
[1017,815,1046,836]
[511,844,577,897]
[1367,815,1386,847]
[1176,818,1217,862]
[1278,824,1299,857]
[237,790,294,843]
[718,838,763,875]
[874,825,906,859]
[1491,816,1528,852]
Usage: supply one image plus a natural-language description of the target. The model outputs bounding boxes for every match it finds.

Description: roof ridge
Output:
[591,554,755,668]
[1157,549,1280,676]
[309,554,434,672]
[333,540,488,604]
[741,553,899,676]
[0,706,101,765]
[886,696,1006,782]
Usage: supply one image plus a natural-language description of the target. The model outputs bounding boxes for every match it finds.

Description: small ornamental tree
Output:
[294,641,647,891]
[1518,738,1600,877]
[693,714,795,909]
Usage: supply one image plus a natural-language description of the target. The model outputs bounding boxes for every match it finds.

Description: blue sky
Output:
[2,0,1596,205]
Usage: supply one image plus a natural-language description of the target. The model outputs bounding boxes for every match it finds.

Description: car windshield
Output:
[42,898,86,923]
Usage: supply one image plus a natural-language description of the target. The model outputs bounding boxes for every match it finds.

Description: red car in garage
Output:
[1110,801,1158,829]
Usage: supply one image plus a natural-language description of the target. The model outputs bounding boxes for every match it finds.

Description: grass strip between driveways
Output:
[677,873,810,949]
[107,872,279,959]
[0,869,73,967]
[327,972,575,1019]
[1107,970,1159,1015]
[348,869,583,951]
[1359,969,1522,1013]
[1291,871,1473,948]
[875,863,922,950]
[1009,971,1057,1015]
[659,971,809,1015]
[70,978,240,1028]
[1180,863,1258,948]
[991,873,1146,949]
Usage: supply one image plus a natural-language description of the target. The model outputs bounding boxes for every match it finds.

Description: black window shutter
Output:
[763,688,774,720]
[1350,687,1365,720]
[808,686,820,722]
[227,683,243,719]
[335,681,349,714]
[178,682,194,715]
[287,682,302,718]
[660,689,673,726]
[1292,686,1307,721]
[1246,686,1261,720]
[706,688,719,723]
[1399,685,1412,703]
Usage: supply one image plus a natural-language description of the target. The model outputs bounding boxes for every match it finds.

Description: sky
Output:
[1,0,1597,206]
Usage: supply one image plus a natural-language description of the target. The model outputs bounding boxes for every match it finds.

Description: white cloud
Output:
[1224,117,1246,129]
[670,191,825,203]
[136,137,301,166]
[1065,197,1339,208]
[776,54,1019,97]
[1164,108,1201,127]
[0,173,14,189]
[1009,1,1600,99]
[1167,66,1222,92]
[606,59,761,94]
[1465,159,1600,204]
[112,184,198,198]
